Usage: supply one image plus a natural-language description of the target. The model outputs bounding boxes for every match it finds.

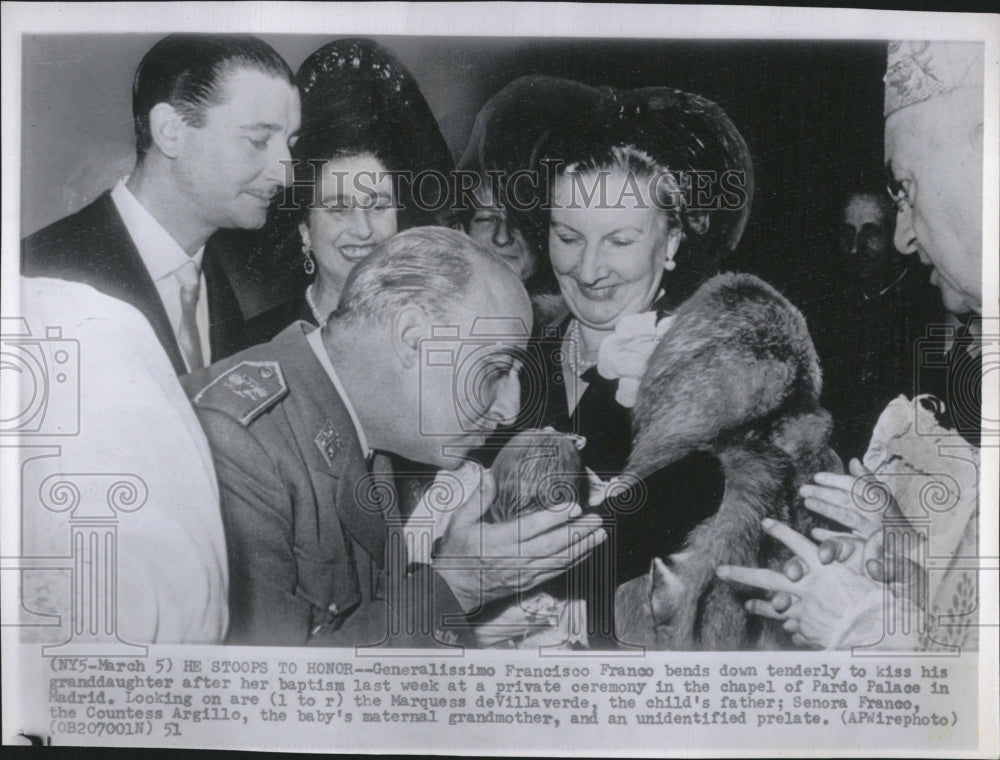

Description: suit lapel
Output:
[334,450,395,568]
[90,194,187,374]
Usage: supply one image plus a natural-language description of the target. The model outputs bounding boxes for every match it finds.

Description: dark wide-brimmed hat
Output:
[244,38,454,290]
[460,75,755,259]
[294,37,454,227]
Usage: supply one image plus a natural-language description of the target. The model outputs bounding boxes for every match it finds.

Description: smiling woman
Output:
[300,152,398,315]
[244,38,454,341]
[479,77,756,646]
[548,147,683,337]
[519,78,753,427]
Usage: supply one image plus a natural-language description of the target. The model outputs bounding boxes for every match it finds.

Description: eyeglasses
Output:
[885,177,913,213]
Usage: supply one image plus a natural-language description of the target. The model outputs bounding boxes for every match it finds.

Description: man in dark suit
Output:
[183,228,607,646]
[22,34,300,375]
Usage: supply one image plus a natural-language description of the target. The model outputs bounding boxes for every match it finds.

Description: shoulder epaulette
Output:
[192,360,287,426]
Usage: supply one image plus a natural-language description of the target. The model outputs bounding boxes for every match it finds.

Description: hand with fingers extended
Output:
[778,523,887,590]
[433,468,608,613]
[789,455,923,583]
[716,517,924,649]
[799,457,901,538]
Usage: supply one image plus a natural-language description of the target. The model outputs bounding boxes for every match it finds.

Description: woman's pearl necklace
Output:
[565,320,600,376]
[305,283,324,324]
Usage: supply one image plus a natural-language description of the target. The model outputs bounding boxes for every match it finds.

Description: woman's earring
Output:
[300,226,316,276]
[664,248,677,272]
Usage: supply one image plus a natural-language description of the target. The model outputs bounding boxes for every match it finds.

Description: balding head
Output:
[333,226,530,333]
[326,227,532,469]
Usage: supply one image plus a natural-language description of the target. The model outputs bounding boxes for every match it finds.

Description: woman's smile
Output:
[339,243,377,262]
[305,152,398,292]
[575,280,623,301]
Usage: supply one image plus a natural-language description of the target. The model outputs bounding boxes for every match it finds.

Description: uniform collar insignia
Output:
[314,419,343,469]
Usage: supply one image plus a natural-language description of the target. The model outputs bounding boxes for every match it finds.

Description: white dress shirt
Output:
[110,178,211,370]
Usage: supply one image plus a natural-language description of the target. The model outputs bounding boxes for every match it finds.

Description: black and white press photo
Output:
[1,3,997,756]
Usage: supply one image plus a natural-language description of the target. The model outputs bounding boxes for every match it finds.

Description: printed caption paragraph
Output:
[24,648,977,751]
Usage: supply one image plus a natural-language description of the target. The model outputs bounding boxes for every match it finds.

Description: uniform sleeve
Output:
[195,408,312,645]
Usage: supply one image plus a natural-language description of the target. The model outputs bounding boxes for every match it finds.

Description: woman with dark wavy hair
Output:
[246,38,453,339]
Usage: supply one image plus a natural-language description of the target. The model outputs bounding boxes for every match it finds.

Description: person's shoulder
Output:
[188,358,288,428]
[23,192,116,246]
[182,322,311,427]
[21,276,142,327]
[183,347,287,428]
[21,192,120,271]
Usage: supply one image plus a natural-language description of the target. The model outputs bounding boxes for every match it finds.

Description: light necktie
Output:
[175,260,204,371]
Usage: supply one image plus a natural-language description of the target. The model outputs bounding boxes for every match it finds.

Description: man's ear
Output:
[148,102,185,160]
[391,306,427,369]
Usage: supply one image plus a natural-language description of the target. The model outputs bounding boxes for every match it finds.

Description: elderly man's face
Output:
[413,258,532,469]
[884,89,983,315]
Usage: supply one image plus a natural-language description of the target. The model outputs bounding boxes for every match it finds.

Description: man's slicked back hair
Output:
[132,33,294,163]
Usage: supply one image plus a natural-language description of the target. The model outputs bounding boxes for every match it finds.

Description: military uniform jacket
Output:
[182,321,467,647]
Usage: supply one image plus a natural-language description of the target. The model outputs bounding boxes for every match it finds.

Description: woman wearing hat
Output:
[247,38,453,338]
[453,78,596,329]
[485,76,755,646]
